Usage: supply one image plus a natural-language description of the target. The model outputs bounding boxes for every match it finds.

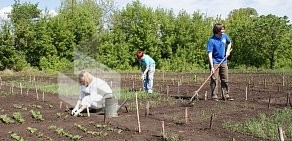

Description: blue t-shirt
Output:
[139,54,155,67]
[206,34,231,64]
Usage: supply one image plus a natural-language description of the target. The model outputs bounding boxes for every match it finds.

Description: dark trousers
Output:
[210,63,229,98]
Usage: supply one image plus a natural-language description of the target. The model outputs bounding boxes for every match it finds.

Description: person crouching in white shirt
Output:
[71,71,113,116]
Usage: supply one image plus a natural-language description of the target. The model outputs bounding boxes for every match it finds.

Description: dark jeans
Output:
[210,63,229,98]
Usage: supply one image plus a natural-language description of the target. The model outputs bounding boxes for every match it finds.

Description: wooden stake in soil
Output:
[35,86,38,95]
[145,101,150,116]
[209,114,214,129]
[42,92,45,102]
[36,92,39,100]
[166,86,169,96]
[282,76,285,86]
[87,106,90,117]
[289,92,292,107]
[268,94,272,109]
[26,88,29,96]
[12,85,14,94]
[185,107,188,124]
[177,82,180,96]
[278,127,284,141]
[245,86,248,101]
[20,83,22,95]
[59,101,63,109]
[135,93,141,133]
[204,91,207,100]
[104,109,106,123]
[0,77,2,89]
[286,93,290,107]
[264,79,266,88]
[161,121,165,138]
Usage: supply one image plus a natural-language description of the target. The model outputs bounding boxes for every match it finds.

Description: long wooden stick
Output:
[87,106,90,117]
[190,57,227,103]
[209,114,214,129]
[161,121,165,138]
[185,107,188,124]
[20,83,22,95]
[278,127,284,141]
[135,93,141,133]
[145,101,150,116]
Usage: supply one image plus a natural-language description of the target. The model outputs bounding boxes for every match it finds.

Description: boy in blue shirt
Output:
[137,51,155,94]
[206,23,233,101]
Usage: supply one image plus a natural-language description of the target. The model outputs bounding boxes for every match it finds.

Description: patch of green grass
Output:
[223,108,292,140]
[117,89,160,100]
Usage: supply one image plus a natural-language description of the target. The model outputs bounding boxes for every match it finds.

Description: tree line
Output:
[0,0,291,72]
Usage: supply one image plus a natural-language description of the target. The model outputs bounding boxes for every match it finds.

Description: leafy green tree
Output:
[245,14,290,69]
[0,21,28,71]
[8,0,41,66]
[225,8,258,68]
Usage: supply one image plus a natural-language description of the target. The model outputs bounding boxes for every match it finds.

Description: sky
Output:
[0,0,291,22]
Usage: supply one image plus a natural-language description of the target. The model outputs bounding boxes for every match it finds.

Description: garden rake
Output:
[189,56,227,104]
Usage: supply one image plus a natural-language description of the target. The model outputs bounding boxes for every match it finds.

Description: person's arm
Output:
[208,52,215,74]
[72,87,85,115]
[142,66,149,76]
[225,34,232,57]
[71,100,81,115]
[226,42,232,57]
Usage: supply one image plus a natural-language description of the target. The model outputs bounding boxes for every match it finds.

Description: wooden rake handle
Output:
[189,56,227,102]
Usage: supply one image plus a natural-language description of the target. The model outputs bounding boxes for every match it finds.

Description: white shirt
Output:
[79,78,113,103]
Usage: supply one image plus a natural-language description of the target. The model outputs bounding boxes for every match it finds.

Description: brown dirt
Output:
[0,72,291,141]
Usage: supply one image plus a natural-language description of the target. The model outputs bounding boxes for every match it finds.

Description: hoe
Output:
[189,56,227,105]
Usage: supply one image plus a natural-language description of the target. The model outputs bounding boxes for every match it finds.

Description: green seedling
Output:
[31,104,42,109]
[0,114,15,124]
[30,110,44,121]
[56,112,63,118]
[13,104,27,111]
[10,132,25,141]
[13,112,25,124]
[27,127,38,134]
[49,125,82,141]
[75,123,87,132]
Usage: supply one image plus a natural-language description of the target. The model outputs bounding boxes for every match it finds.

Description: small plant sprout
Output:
[0,114,15,124]
[27,127,38,133]
[75,123,87,132]
[30,110,44,121]
[13,112,25,124]
[10,132,25,141]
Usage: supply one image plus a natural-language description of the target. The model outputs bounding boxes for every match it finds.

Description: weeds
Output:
[223,108,292,140]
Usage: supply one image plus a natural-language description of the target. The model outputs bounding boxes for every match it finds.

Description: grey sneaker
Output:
[211,95,218,101]
[226,97,234,101]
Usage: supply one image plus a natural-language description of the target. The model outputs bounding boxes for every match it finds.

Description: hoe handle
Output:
[189,56,227,102]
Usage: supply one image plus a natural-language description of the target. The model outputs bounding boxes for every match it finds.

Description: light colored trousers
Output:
[143,64,155,93]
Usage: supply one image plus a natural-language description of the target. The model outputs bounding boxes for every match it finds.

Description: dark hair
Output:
[136,50,144,59]
[213,23,225,34]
